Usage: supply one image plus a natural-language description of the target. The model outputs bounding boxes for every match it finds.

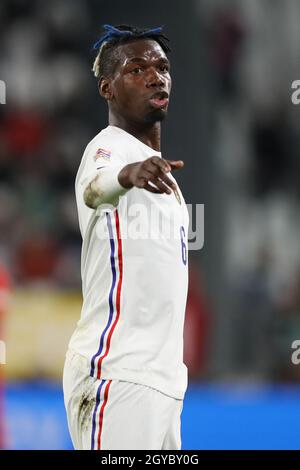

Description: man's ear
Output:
[98,77,113,101]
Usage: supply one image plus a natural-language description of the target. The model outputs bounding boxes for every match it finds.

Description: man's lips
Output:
[148,92,169,109]
[149,97,169,108]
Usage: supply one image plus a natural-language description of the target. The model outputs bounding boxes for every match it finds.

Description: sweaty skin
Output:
[101,39,171,151]
[84,39,184,207]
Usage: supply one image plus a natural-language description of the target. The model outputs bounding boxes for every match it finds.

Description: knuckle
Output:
[137,177,145,187]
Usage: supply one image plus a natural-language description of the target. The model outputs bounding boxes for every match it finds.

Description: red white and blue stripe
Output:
[91,379,112,450]
[89,209,123,449]
[90,209,123,379]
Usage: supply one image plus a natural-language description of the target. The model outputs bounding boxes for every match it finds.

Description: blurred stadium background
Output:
[1,0,300,449]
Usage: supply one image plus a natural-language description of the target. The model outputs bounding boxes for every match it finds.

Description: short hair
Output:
[92,24,171,79]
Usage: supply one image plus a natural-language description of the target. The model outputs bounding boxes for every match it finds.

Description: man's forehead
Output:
[117,39,168,64]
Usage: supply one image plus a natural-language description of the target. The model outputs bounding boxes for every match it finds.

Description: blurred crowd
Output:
[204,0,300,381]
[0,0,99,287]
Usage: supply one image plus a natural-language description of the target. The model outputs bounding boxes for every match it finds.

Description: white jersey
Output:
[68,125,189,399]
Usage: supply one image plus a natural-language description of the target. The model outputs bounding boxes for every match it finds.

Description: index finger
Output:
[165,160,185,169]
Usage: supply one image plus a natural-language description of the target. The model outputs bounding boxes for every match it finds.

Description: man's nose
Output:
[146,68,164,87]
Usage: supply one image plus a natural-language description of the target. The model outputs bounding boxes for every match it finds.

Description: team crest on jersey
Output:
[93,147,111,162]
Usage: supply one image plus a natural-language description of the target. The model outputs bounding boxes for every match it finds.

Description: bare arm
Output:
[83,156,184,209]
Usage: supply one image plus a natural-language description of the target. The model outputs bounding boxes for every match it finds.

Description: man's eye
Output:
[131,67,143,75]
[160,65,170,73]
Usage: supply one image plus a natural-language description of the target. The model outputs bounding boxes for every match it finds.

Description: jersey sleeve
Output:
[78,142,129,208]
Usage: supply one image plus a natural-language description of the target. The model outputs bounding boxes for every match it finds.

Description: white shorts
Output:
[63,350,184,450]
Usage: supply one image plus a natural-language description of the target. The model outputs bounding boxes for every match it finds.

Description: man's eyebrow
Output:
[126,57,170,65]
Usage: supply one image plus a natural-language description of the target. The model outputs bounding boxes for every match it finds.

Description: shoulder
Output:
[75,127,129,186]
[83,126,129,163]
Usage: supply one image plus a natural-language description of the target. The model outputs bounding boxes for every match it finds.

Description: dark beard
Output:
[144,108,168,123]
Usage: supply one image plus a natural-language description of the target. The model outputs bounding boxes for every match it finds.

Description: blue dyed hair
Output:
[92,24,171,79]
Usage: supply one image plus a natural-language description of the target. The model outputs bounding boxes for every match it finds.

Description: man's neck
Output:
[108,114,161,152]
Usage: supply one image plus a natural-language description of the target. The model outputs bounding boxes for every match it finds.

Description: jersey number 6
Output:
[180,226,187,266]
